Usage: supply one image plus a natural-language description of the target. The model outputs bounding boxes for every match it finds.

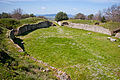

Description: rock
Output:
[118,45,120,48]
[61,22,69,26]
[43,68,51,72]
[94,22,99,25]
[51,23,56,26]
[107,37,111,40]
[115,33,120,38]
[88,32,92,35]
[107,37,117,42]
[58,22,62,26]
[110,38,116,42]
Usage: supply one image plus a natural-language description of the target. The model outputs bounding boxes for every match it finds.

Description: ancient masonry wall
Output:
[9,21,52,40]
[67,23,112,35]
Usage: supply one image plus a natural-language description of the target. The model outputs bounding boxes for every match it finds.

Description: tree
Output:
[55,12,68,22]
[30,14,35,17]
[93,11,102,21]
[11,8,23,20]
[88,14,94,20]
[22,14,30,19]
[0,12,11,18]
[74,13,85,20]
[101,16,106,23]
[104,4,120,22]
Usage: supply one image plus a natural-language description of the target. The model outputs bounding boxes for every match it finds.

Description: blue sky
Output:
[0,0,119,15]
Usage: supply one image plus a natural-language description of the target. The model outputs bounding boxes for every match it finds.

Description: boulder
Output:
[61,22,69,26]
[107,37,111,40]
[94,22,99,25]
[118,45,120,48]
[58,22,62,26]
[115,33,120,38]
[110,38,116,42]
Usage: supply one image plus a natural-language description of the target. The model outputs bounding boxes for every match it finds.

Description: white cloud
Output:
[41,6,46,10]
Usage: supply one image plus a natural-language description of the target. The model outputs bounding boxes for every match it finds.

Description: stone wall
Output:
[17,21,52,35]
[67,23,112,35]
[9,29,15,40]
[9,21,52,40]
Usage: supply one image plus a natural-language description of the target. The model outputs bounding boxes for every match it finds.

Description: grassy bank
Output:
[0,17,47,29]
[0,18,57,79]
[20,26,120,80]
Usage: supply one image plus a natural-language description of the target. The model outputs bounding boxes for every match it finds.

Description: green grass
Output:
[19,26,120,80]
[0,34,57,79]
[20,17,47,25]
[100,21,120,31]
[0,17,47,29]
[67,19,100,25]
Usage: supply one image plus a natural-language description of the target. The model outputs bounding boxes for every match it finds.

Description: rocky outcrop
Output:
[67,23,112,35]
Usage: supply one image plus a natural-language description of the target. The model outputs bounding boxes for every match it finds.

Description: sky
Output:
[0,0,120,15]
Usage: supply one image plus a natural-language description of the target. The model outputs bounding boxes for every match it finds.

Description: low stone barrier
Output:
[67,23,112,35]
[9,21,52,40]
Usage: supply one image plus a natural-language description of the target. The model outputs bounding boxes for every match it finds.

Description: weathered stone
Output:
[68,23,112,35]
[88,32,92,35]
[115,33,120,38]
[10,29,15,39]
[118,45,120,48]
[43,68,51,72]
[110,38,116,42]
[58,22,62,26]
[61,22,69,26]
[107,37,111,40]
[94,22,99,25]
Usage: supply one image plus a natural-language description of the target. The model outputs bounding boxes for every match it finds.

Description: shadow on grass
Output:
[13,38,25,51]
[0,50,15,66]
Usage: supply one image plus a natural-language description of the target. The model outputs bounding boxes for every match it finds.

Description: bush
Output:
[74,13,85,20]
[0,18,20,30]
[101,16,106,23]
[55,12,68,22]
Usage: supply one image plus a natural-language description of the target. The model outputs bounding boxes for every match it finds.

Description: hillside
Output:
[0,18,57,79]
[18,25,120,80]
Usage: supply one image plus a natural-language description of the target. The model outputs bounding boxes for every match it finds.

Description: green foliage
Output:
[0,18,20,30]
[88,14,94,20]
[101,16,106,23]
[21,26,120,80]
[0,12,11,18]
[74,13,85,20]
[55,12,68,21]
[29,14,36,17]
[68,19,100,25]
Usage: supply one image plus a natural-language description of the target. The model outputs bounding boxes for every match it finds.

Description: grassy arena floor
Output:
[19,26,120,80]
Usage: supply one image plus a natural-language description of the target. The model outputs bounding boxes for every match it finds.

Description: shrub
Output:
[101,16,106,23]
[55,12,68,22]
[0,18,20,30]
[74,13,85,20]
